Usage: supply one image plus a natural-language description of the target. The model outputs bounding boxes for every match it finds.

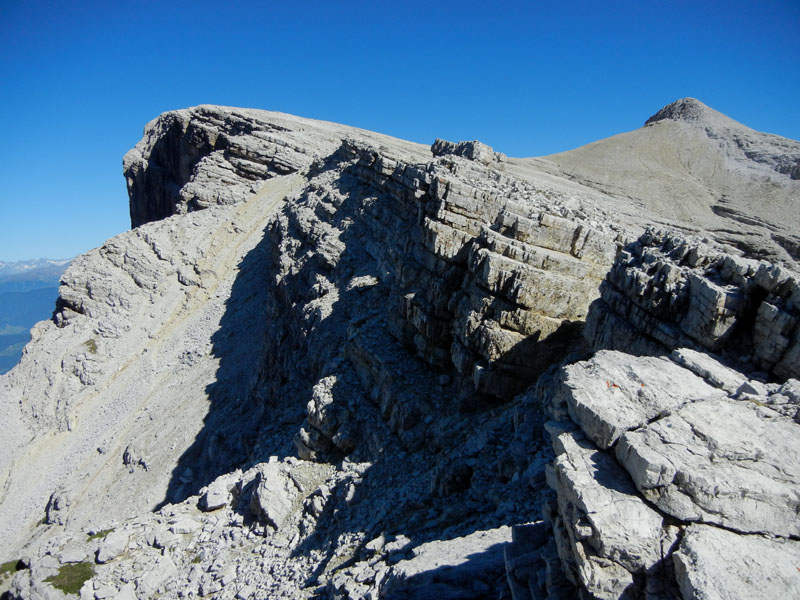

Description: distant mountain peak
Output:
[644,97,743,129]
[0,258,71,276]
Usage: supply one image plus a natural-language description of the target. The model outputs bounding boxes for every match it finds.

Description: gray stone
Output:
[95,529,129,564]
[585,230,800,380]
[673,524,800,599]
[431,139,505,165]
[546,350,723,449]
[616,397,800,536]
[548,430,665,599]
[114,583,137,600]
[200,472,239,512]
[380,526,512,599]
[169,518,201,535]
[249,463,298,530]
[670,347,747,393]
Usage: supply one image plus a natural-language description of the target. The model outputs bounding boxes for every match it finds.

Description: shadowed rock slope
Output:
[1,100,798,599]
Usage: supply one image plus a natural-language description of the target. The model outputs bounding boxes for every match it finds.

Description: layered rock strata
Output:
[264,136,622,462]
[586,230,800,380]
[514,349,800,599]
[2,101,800,599]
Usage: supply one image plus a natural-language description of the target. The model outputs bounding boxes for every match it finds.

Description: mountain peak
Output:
[644,97,740,128]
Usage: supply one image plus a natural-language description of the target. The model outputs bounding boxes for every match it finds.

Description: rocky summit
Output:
[1,99,799,600]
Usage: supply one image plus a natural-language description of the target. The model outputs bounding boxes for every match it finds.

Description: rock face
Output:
[1,100,799,599]
[124,106,336,227]
[586,230,800,382]
[523,349,800,599]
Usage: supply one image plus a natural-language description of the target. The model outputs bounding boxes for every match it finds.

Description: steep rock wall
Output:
[260,137,621,461]
[123,107,325,227]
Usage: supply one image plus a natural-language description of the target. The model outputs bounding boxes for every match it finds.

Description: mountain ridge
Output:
[1,99,798,599]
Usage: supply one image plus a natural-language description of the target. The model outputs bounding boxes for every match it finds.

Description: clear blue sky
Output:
[1,0,798,261]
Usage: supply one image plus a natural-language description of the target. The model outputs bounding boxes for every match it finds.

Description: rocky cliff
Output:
[0,100,798,599]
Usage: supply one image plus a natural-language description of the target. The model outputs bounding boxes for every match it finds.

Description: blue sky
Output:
[1,0,798,261]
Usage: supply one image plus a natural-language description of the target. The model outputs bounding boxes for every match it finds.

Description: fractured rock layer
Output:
[2,100,800,599]
[586,229,800,380]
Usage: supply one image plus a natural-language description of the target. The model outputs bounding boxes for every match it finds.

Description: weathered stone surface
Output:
[545,350,723,449]
[124,107,337,227]
[431,138,506,165]
[199,472,239,512]
[380,526,512,599]
[547,429,667,599]
[586,230,800,380]
[0,172,311,551]
[616,397,800,536]
[669,347,747,393]
[535,345,800,599]
[248,463,298,530]
[95,529,129,564]
[673,524,800,599]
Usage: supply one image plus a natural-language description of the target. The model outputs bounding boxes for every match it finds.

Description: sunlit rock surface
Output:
[2,100,799,599]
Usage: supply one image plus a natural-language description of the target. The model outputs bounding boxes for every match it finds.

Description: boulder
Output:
[616,397,800,536]
[547,429,667,599]
[249,463,299,530]
[95,529,129,564]
[673,524,800,599]
[199,472,239,512]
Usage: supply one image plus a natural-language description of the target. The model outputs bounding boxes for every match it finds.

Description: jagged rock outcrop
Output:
[586,229,800,380]
[2,100,799,599]
[431,138,507,165]
[265,135,622,465]
[513,348,800,599]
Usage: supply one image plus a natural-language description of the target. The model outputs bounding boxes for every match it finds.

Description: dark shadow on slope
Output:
[159,219,299,507]
[377,540,512,600]
[269,155,566,589]
[158,142,596,598]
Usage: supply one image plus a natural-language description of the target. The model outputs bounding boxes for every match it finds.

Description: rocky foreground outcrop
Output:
[1,101,799,599]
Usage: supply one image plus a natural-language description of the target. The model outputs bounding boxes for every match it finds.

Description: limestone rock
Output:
[541,98,800,270]
[95,529,129,564]
[431,138,506,165]
[536,346,800,599]
[248,463,299,531]
[673,524,800,599]
[669,347,747,393]
[544,350,724,449]
[616,397,800,536]
[546,429,667,599]
[586,230,800,380]
[645,97,800,181]
[199,472,239,512]
[379,526,512,599]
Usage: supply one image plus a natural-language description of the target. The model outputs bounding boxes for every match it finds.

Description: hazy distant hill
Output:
[0,259,69,374]
[0,259,70,293]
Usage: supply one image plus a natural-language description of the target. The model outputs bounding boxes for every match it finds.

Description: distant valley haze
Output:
[0,259,70,374]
